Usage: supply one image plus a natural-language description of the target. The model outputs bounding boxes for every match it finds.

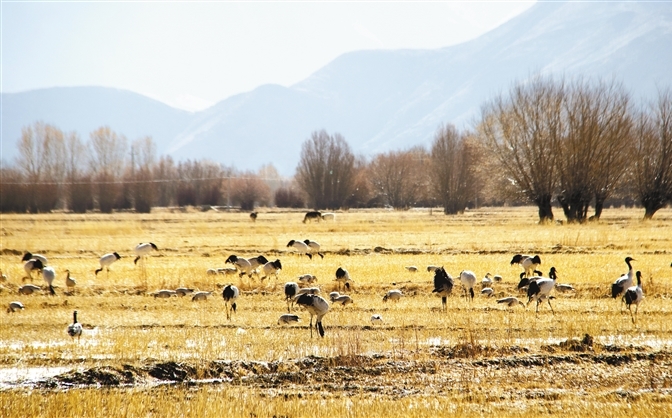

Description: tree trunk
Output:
[535,194,554,223]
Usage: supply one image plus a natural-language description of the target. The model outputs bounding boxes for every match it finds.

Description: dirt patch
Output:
[40,365,141,388]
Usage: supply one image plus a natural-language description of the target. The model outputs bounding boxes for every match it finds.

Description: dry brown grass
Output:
[1,206,671,417]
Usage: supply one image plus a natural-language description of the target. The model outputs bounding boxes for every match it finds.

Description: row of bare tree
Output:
[2,77,670,220]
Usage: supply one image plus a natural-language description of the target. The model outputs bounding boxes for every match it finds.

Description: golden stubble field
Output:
[1,206,671,417]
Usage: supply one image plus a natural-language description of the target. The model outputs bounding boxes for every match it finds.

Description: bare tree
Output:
[369,147,429,209]
[430,125,477,214]
[88,126,128,213]
[64,132,93,213]
[153,155,177,207]
[478,76,564,222]
[231,171,271,210]
[633,89,672,219]
[176,160,224,207]
[130,136,157,213]
[15,122,66,212]
[556,80,632,222]
[296,130,355,209]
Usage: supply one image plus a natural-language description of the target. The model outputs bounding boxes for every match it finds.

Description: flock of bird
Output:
[5,244,654,342]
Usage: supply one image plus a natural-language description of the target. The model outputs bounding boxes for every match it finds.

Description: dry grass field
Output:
[1,206,671,417]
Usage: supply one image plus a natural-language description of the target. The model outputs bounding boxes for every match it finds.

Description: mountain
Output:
[2,1,671,175]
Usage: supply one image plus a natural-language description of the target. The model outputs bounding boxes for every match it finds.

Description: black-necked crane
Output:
[95,252,121,278]
[611,257,636,309]
[459,270,477,301]
[287,240,312,259]
[334,267,352,290]
[67,310,83,342]
[23,258,44,282]
[383,289,403,302]
[22,252,48,265]
[278,314,300,325]
[295,293,329,338]
[260,259,282,281]
[623,271,644,324]
[511,254,542,278]
[7,301,25,313]
[284,282,300,313]
[225,255,257,278]
[222,284,239,320]
[526,267,558,314]
[42,266,56,295]
[432,267,454,312]
[134,242,158,265]
[304,239,324,259]
[248,255,269,270]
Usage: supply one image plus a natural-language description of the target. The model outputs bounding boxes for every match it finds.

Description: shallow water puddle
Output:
[0,366,71,388]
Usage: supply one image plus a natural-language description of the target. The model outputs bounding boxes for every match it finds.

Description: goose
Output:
[481,287,494,297]
[383,289,403,302]
[65,270,77,290]
[278,314,300,325]
[405,266,418,273]
[7,301,25,313]
[331,294,353,306]
[191,291,212,301]
[298,274,318,284]
[153,289,177,298]
[370,314,383,324]
[175,287,195,297]
[67,310,83,342]
[18,284,42,295]
[496,296,526,309]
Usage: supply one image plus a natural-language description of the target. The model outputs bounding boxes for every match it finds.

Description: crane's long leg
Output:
[547,298,555,314]
[309,315,314,338]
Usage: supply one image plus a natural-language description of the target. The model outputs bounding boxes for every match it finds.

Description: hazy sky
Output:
[2,1,534,112]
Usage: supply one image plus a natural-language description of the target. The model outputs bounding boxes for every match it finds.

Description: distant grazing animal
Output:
[134,242,158,265]
[23,258,44,281]
[96,252,121,277]
[303,211,322,223]
[459,270,477,301]
[511,254,542,278]
[383,289,403,302]
[623,271,644,324]
[42,266,56,296]
[65,270,77,290]
[304,240,324,259]
[295,293,329,338]
[432,267,454,312]
[321,212,335,221]
[370,314,383,324]
[153,289,177,298]
[284,282,300,313]
[18,284,41,295]
[222,284,239,320]
[175,287,195,297]
[191,291,212,301]
[298,274,317,284]
[287,240,312,259]
[67,310,83,342]
[405,266,418,273]
[278,314,300,325]
[7,301,25,313]
[261,259,282,281]
[611,257,636,309]
[332,294,353,307]
[496,296,525,309]
[250,212,258,222]
[526,267,558,314]
[22,252,48,265]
